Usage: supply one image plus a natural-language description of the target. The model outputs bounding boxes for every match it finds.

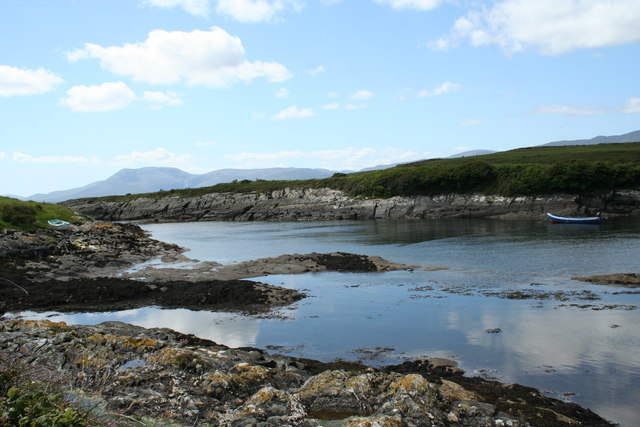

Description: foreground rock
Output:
[0,320,613,426]
[64,188,640,222]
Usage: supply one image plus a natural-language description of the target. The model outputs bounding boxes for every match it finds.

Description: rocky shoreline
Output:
[0,222,617,425]
[63,188,640,222]
[1,319,612,426]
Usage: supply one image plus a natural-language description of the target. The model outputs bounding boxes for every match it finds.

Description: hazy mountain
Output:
[190,167,337,187]
[447,149,496,158]
[359,163,399,172]
[542,130,640,146]
[27,167,338,203]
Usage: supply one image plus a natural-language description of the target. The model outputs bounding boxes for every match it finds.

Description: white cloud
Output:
[418,81,461,97]
[216,0,302,23]
[374,0,444,11]
[59,82,136,112]
[0,152,7,160]
[225,147,426,170]
[271,105,315,120]
[144,0,211,16]
[621,98,640,114]
[113,147,194,167]
[323,102,340,110]
[434,0,640,55]
[67,27,292,87]
[531,104,607,116]
[346,103,367,110]
[305,65,325,76]
[12,152,101,164]
[532,98,640,115]
[275,88,290,98]
[459,118,485,126]
[327,91,339,98]
[0,65,63,97]
[141,90,183,108]
[350,90,374,100]
[60,83,184,112]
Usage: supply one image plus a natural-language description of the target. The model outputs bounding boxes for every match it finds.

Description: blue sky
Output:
[1,0,639,197]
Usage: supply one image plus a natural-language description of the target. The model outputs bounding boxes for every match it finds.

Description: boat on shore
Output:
[47,219,71,230]
[546,212,603,224]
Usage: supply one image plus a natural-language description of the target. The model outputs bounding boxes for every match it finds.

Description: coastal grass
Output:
[0,196,86,230]
[0,357,91,427]
[0,354,155,426]
[72,142,640,203]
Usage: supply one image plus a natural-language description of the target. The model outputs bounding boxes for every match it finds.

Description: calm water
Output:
[15,218,640,426]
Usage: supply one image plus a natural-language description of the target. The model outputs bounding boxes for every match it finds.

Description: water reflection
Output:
[14,308,260,348]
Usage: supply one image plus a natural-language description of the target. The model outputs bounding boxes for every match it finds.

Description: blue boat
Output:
[546,212,603,224]
[48,219,71,230]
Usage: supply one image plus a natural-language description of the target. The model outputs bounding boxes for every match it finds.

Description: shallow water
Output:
[14,218,640,426]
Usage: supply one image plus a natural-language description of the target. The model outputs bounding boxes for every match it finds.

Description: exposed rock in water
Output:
[0,320,614,426]
[0,276,304,314]
[573,273,640,288]
[0,222,418,314]
[0,222,304,314]
[63,188,640,222]
[128,251,421,282]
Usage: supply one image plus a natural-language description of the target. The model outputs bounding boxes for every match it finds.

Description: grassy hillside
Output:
[0,197,85,230]
[401,141,640,167]
[74,142,640,203]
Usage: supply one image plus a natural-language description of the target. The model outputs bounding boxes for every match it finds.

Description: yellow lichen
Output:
[202,371,235,397]
[87,333,158,352]
[239,386,290,416]
[344,415,403,427]
[76,353,109,369]
[389,374,430,396]
[233,363,269,384]
[92,223,115,229]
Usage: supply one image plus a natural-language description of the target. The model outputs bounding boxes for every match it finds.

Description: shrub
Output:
[0,204,40,227]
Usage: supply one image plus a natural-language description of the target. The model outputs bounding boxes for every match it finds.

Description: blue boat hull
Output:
[546,213,602,224]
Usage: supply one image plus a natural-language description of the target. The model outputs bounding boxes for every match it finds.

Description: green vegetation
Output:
[401,141,640,167]
[76,142,640,203]
[0,359,89,427]
[0,197,85,230]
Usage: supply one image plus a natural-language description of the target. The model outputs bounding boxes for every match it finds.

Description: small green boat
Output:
[48,219,71,230]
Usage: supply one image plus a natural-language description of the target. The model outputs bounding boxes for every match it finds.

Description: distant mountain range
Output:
[542,130,640,146]
[12,129,640,203]
[26,167,339,203]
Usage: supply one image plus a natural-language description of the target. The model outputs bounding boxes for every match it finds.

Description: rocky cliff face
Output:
[64,188,640,223]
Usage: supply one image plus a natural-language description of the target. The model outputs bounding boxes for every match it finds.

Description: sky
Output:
[1,0,639,197]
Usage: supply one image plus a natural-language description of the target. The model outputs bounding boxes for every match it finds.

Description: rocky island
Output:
[0,221,616,425]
